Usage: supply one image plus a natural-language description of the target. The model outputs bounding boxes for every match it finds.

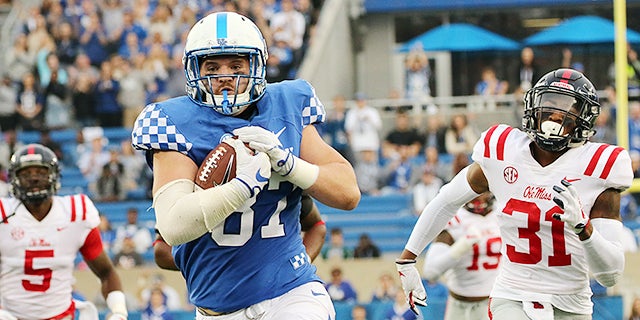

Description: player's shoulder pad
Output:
[472,124,523,163]
[267,79,325,126]
[579,142,633,190]
[58,194,100,228]
[131,98,193,153]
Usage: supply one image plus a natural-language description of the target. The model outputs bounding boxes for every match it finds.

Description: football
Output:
[195,141,237,189]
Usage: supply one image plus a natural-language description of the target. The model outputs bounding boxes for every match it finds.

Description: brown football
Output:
[195,141,237,189]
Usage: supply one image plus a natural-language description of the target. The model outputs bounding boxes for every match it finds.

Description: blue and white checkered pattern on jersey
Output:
[132,104,192,154]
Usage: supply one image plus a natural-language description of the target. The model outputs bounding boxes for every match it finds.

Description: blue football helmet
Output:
[183,12,268,115]
[522,68,600,152]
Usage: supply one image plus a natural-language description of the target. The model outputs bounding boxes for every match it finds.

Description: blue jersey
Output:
[131,79,326,311]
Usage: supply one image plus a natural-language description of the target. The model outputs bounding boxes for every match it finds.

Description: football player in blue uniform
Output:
[131,11,360,320]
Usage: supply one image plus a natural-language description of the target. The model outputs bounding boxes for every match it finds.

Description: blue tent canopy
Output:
[398,23,520,52]
[523,15,640,45]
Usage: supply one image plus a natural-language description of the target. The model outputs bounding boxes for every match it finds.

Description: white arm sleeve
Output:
[422,242,458,281]
[405,166,479,255]
[583,218,625,287]
[153,178,251,246]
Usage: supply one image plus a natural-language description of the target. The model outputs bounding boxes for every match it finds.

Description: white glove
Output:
[395,259,427,315]
[105,291,128,320]
[233,126,294,176]
[552,179,589,234]
[233,126,319,189]
[226,138,272,197]
[0,310,17,320]
[449,225,482,259]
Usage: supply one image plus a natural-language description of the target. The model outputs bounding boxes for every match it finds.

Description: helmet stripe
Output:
[560,69,572,83]
[217,12,228,39]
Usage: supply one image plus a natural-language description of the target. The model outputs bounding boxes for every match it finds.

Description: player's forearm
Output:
[303,221,326,262]
[306,163,360,210]
[422,242,459,281]
[153,179,250,245]
[582,218,625,287]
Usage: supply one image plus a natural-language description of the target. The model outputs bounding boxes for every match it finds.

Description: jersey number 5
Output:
[503,198,571,267]
[23,249,54,292]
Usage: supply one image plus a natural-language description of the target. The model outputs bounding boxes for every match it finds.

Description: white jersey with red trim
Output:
[472,124,632,314]
[0,194,101,319]
[443,208,501,297]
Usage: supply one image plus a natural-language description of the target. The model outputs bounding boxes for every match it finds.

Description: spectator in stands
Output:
[141,288,173,320]
[144,43,171,102]
[513,46,539,96]
[354,149,381,196]
[99,214,116,255]
[71,73,97,127]
[423,146,452,182]
[629,297,640,320]
[42,54,73,130]
[475,66,509,97]
[0,74,17,132]
[68,53,100,89]
[351,304,368,320]
[118,32,147,60]
[353,233,381,259]
[265,34,294,83]
[16,72,45,131]
[591,107,616,145]
[421,114,448,155]
[38,129,63,163]
[320,94,354,164]
[405,44,432,102]
[79,11,109,67]
[325,266,358,303]
[112,236,144,269]
[270,0,306,68]
[609,44,640,101]
[412,167,443,215]
[77,132,110,184]
[112,8,147,50]
[444,114,477,156]
[382,291,419,320]
[117,56,153,128]
[5,34,35,86]
[321,228,352,261]
[0,164,9,197]
[95,60,122,127]
[54,21,80,67]
[140,273,182,311]
[0,129,24,171]
[345,92,382,163]
[380,144,421,195]
[94,151,125,202]
[382,109,423,161]
[112,207,153,256]
[119,139,149,199]
[371,272,399,303]
[629,102,640,154]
